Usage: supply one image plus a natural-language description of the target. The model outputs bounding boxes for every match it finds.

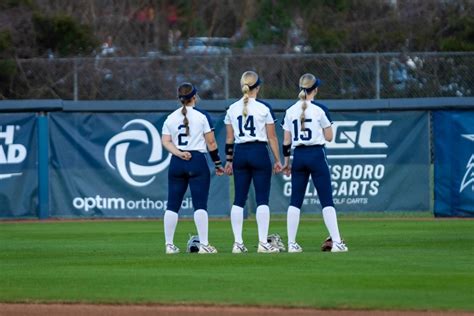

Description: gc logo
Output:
[327,121,392,149]
[105,119,171,187]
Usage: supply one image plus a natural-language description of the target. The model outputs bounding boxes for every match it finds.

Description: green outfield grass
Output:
[0,216,473,311]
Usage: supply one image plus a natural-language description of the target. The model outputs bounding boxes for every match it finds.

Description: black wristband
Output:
[209,149,221,163]
[225,143,234,156]
[283,144,291,157]
[226,158,233,163]
[214,161,223,169]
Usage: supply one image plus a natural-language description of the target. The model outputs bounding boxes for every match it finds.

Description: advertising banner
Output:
[433,111,474,217]
[0,113,38,217]
[268,111,430,213]
[49,112,229,218]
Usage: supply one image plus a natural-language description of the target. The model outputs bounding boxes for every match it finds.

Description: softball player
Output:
[281,73,348,253]
[161,82,224,254]
[224,71,283,254]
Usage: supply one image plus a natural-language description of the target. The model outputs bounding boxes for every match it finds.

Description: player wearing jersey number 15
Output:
[161,82,224,255]
[224,71,283,254]
[281,74,348,254]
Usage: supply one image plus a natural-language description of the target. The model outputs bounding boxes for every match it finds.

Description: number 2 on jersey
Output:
[237,115,256,137]
[177,124,188,146]
[292,119,312,141]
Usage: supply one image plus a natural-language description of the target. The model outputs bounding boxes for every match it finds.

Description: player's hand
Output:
[224,162,233,175]
[282,161,291,176]
[215,165,225,176]
[282,165,291,176]
[273,161,283,174]
[178,151,192,160]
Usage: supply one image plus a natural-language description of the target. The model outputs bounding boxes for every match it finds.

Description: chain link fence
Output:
[12,52,474,100]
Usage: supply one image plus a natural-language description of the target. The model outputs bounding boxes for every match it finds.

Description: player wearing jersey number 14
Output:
[161,82,225,255]
[224,71,283,254]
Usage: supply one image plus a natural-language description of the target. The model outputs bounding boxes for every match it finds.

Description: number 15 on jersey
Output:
[292,119,312,141]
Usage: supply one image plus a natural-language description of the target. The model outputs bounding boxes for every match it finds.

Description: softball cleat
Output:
[232,242,248,254]
[257,242,280,253]
[288,242,303,253]
[198,244,218,254]
[331,241,349,253]
[165,244,180,254]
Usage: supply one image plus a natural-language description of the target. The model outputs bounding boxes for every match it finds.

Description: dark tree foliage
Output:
[0,0,34,10]
[0,0,472,57]
[32,13,99,57]
[247,0,292,46]
[0,30,16,99]
[440,16,474,51]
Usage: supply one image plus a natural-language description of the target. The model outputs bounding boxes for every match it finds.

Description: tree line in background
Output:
[0,0,473,99]
[1,0,473,57]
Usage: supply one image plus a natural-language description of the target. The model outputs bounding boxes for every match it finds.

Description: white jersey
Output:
[224,98,276,144]
[282,100,332,148]
[162,106,213,153]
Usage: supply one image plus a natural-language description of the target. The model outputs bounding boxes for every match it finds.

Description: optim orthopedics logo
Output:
[460,134,474,193]
[105,119,171,187]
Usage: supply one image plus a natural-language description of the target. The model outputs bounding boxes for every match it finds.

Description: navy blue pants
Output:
[233,142,272,208]
[167,151,210,213]
[291,145,334,209]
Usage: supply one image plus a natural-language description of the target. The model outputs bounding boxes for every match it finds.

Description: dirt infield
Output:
[1,304,473,316]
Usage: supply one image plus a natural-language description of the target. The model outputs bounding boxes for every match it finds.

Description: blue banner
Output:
[0,113,38,217]
[268,111,430,213]
[49,112,229,218]
[433,111,474,217]
[0,109,435,218]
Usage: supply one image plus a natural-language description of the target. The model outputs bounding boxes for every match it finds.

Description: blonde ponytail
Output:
[242,84,250,118]
[299,89,307,130]
[298,73,319,131]
[240,71,260,119]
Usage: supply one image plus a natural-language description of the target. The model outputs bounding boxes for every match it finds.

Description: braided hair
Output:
[240,71,260,119]
[177,82,197,136]
[298,73,319,130]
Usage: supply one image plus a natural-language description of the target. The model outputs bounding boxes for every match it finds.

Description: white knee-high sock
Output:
[164,210,178,245]
[322,206,341,243]
[194,209,209,245]
[287,206,301,244]
[256,205,270,243]
[231,205,244,244]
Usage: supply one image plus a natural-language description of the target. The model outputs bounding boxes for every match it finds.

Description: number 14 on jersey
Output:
[237,115,256,137]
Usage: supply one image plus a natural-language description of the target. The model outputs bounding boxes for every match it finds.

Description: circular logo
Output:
[104,119,171,187]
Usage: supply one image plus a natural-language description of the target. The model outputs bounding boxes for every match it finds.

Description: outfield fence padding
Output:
[269,111,430,213]
[0,113,38,217]
[48,112,229,218]
[0,98,473,218]
[433,111,474,217]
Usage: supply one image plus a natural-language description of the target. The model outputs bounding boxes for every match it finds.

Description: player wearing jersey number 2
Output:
[161,82,225,254]
[224,71,283,254]
[281,74,348,253]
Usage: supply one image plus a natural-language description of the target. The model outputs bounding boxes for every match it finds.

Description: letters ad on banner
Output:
[0,113,37,217]
[269,111,430,213]
[49,113,229,218]
[433,111,474,217]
